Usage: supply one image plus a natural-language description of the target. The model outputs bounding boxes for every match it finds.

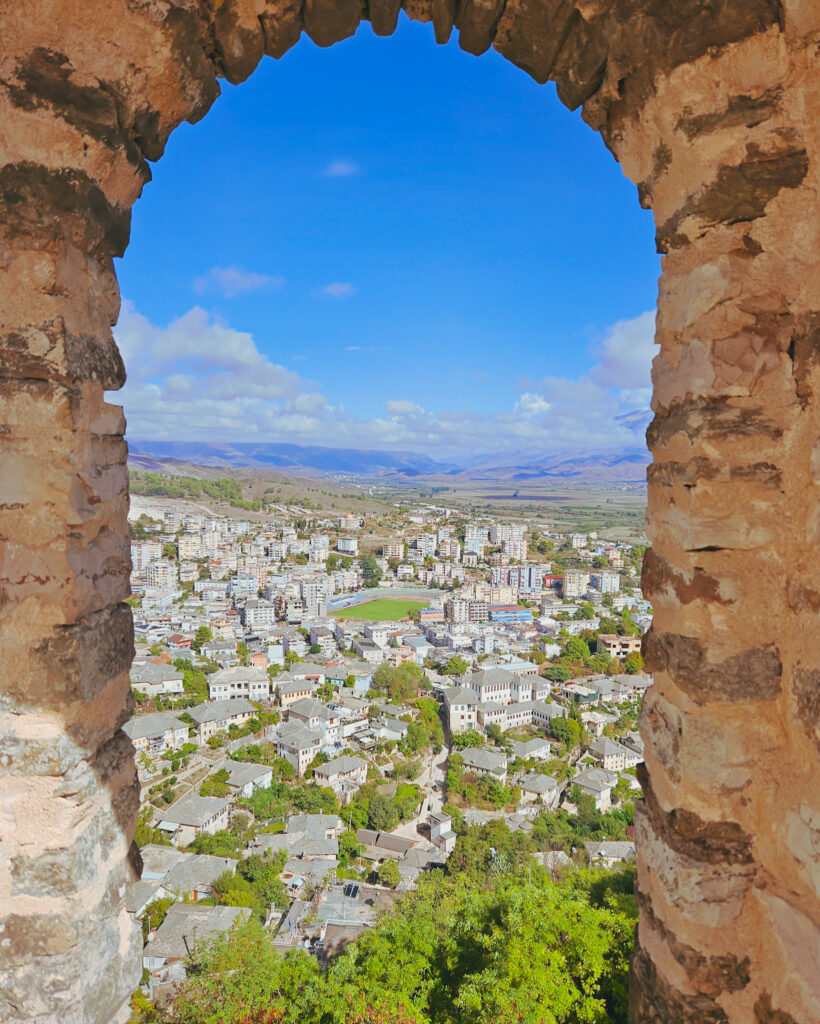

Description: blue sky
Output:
[114,16,659,459]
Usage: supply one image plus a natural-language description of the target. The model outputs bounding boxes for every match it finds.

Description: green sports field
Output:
[330,598,427,621]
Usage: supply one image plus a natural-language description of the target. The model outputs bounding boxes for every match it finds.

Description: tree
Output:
[192,625,212,653]
[550,716,582,749]
[373,662,425,703]
[237,641,249,665]
[623,651,644,674]
[486,723,504,745]
[377,858,401,888]
[443,655,468,677]
[368,793,399,832]
[170,918,318,1024]
[361,553,383,588]
[141,895,175,941]
[563,636,590,662]
[542,664,574,683]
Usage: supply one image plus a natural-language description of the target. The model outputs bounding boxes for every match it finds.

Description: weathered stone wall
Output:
[0,2,817,1021]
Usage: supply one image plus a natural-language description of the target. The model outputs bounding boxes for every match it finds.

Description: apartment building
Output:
[562,570,590,599]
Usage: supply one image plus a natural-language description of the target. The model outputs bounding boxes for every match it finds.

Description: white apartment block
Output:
[490,524,525,544]
[145,559,178,588]
[563,570,590,599]
[501,538,528,561]
[337,536,359,554]
[178,535,202,559]
[592,570,620,594]
[131,541,163,573]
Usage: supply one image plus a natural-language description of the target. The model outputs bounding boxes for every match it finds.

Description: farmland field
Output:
[331,599,427,620]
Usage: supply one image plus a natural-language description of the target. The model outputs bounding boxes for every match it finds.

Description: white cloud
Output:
[321,160,360,177]
[385,400,425,416]
[113,302,327,441]
[589,310,656,389]
[515,393,551,418]
[193,266,285,298]
[111,303,656,460]
[322,282,356,299]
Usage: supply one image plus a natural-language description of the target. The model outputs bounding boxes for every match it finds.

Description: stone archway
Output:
[1,2,818,1022]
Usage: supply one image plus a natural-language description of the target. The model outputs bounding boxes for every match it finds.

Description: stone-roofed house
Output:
[126,878,164,918]
[509,736,552,761]
[123,711,189,754]
[443,685,479,733]
[139,843,187,880]
[313,755,367,802]
[143,903,251,981]
[621,731,645,760]
[157,793,231,846]
[518,772,560,807]
[208,665,270,702]
[223,760,273,797]
[588,737,641,772]
[572,767,619,811]
[287,813,342,839]
[585,840,636,867]
[460,747,508,783]
[276,675,316,709]
[287,697,340,743]
[161,853,237,900]
[130,662,184,698]
[429,811,457,854]
[581,710,619,737]
[371,715,409,742]
[187,697,255,744]
[276,719,322,775]
[355,829,418,861]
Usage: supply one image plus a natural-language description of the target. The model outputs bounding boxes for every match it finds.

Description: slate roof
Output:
[126,878,162,914]
[288,814,340,839]
[509,737,551,759]
[519,773,558,794]
[586,840,636,861]
[160,793,230,828]
[573,767,618,792]
[144,904,250,961]
[139,843,187,880]
[131,663,184,684]
[123,712,187,741]
[224,761,271,789]
[315,755,366,778]
[162,854,237,894]
[277,720,322,750]
[461,748,507,773]
[188,698,254,725]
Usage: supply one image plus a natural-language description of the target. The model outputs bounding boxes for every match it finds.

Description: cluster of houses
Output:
[128,498,650,677]
[133,807,460,999]
[441,664,649,812]
[126,499,650,1002]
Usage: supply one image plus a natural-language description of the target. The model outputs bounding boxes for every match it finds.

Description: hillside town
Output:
[125,494,651,1005]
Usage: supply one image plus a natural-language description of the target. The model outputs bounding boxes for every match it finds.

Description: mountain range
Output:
[128,440,650,484]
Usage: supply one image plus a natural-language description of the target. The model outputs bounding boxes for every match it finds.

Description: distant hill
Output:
[128,440,456,477]
[128,440,650,484]
[457,447,650,483]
